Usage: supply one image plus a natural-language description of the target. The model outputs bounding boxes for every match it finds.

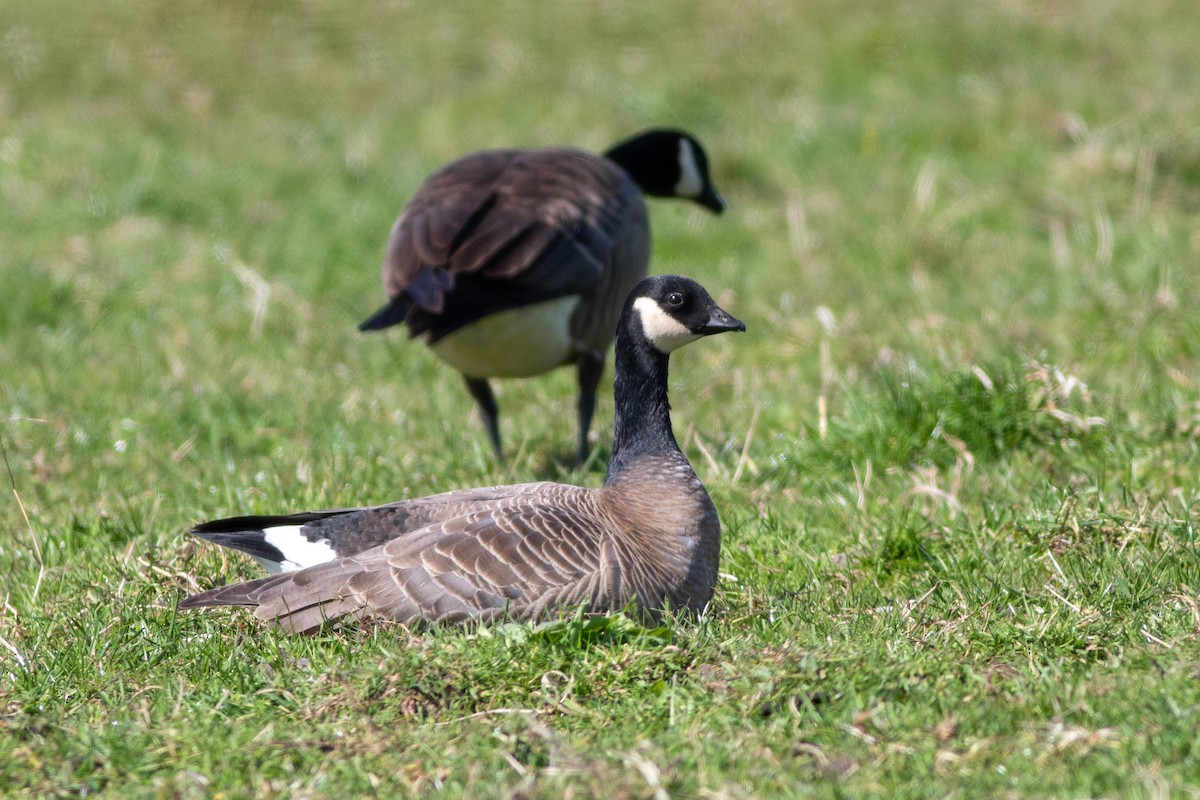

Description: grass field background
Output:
[4,0,1200,796]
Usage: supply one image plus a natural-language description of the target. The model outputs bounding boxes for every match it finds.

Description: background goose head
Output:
[604,129,726,213]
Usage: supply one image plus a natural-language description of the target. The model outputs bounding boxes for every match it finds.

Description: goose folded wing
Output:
[187,487,619,634]
[286,481,565,558]
[188,481,566,565]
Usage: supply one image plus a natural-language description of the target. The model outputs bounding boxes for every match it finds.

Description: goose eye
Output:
[666,292,684,307]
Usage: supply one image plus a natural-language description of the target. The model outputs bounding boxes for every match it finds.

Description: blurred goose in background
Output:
[359,129,725,463]
[181,275,745,633]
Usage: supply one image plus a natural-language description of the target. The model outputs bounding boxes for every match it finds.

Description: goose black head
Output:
[603,129,726,213]
[626,275,745,354]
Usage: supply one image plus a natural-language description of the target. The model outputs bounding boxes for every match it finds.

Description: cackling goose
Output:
[359,129,725,463]
[180,275,745,632]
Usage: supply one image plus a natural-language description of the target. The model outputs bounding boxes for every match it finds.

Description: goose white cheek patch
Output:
[674,138,704,199]
[634,297,700,353]
[262,525,337,573]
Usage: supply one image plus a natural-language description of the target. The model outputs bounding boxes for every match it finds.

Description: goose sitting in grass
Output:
[358,129,725,464]
[180,275,744,633]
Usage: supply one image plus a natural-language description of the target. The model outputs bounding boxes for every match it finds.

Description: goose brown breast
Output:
[597,454,721,611]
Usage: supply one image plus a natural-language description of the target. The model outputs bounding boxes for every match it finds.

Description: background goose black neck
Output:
[603,129,680,198]
[605,323,677,484]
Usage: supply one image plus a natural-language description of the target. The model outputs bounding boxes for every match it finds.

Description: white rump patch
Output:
[674,138,703,199]
[261,525,337,573]
[633,296,700,353]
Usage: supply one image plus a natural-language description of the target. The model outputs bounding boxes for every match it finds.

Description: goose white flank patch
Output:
[358,128,725,463]
[258,526,337,573]
[181,275,745,634]
[189,518,340,574]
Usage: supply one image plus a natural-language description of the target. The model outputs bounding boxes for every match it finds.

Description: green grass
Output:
[4,0,1200,796]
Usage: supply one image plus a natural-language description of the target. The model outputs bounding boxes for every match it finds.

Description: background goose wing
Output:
[379,148,638,338]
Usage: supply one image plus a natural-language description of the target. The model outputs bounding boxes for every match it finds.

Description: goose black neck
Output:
[605,330,679,484]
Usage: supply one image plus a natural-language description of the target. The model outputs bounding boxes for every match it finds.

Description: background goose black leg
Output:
[576,353,605,466]
[464,376,503,459]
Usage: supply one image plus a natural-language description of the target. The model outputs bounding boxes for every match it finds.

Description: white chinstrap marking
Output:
[261,525,337,573]
[633,296,700,353]
[674,138,703,199]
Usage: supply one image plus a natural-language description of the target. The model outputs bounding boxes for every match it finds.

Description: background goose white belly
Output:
[430,296,581,378]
